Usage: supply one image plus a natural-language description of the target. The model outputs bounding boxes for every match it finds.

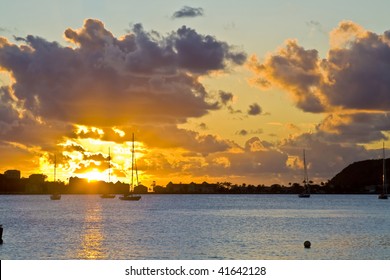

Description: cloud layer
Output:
[0,19,250,182]
[1,19,246,128]
[1,19,389,186]
[250,21,390,112]
[249,21,390,144]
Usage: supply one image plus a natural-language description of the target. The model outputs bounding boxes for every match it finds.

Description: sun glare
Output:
[82,170,107,182]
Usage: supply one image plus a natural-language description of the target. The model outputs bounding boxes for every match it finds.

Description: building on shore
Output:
[4,170,21,180]
[165,182,220,194]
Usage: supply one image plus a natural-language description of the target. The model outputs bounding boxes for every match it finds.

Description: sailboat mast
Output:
[135,158,139,186]
[108,147,111,183]
[383,142,387,192]
[54,155,56,182]
[303,149,308,185]
[131,133,134,192]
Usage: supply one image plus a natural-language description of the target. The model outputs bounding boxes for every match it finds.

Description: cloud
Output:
[322,25,390,111]
[248,103,262,115]
[227,106,242,114]
[0,87,19,132]
[306,20,326,34]
[133,124,233,156]
[219,90,234,105]
[154,137,289,184]
[0,18,249,181]
[198,122,208,130]
[236,129,248,136]
[250,21,390,113]
[0,19,246,129]
[3,18,387,186]
[280,132,373,182]
[172,6,204,19]
[236,128,263,136]
[249,20,390,146]
[249,40,323,113]
[174,26,246,73]
[316,112,390,143]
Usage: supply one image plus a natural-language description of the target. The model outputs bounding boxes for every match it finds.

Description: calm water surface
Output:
[1,194,390,259]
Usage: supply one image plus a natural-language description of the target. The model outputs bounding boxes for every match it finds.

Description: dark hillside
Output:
[328,158,389,193]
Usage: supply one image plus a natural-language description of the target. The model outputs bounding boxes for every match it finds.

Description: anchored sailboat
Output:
[378,143,388,200]
[298,149,310,198]
[50,155,61,200]
[119,133,141,201]
[101,147,116,198]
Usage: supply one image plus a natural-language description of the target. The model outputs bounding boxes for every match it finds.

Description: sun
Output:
[82,169,107,182]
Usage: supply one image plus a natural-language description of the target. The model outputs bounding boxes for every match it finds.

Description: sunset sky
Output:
[1,0,390,187]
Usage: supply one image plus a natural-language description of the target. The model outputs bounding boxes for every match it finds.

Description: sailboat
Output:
[101,147,116,198]
[298,149,310,198]
[378,143,388,200]
[119,133,141,201]
[50,155,61,200]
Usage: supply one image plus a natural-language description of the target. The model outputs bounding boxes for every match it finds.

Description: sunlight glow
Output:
[81,169,107,182]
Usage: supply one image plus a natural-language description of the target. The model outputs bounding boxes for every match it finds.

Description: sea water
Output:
[0,194,389,259]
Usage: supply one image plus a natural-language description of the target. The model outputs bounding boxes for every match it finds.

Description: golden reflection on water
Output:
[76,202,106,259]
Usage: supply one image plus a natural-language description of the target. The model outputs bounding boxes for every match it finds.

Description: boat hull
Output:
[119,195,141,201]
[50,194,61,200]
[100,194,116,198]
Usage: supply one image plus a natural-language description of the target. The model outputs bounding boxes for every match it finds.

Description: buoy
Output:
[304,240,311,248]
[0,224,3,244]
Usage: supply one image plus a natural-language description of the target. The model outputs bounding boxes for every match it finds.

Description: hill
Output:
[328,158,389,193]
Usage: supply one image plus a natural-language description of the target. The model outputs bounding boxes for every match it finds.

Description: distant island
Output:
[0,158,388,195]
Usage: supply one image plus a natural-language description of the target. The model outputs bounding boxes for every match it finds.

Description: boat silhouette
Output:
[378,143,388,200]
[120,133,141,201]
[298,149,310,198]
[50,155,61,200]
[101,147,115,198]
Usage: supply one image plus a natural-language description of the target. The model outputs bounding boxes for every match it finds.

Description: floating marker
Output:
[0,224,3,244]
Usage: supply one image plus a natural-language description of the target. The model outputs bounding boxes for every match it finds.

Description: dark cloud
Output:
[316,112,390,143]
[174,25,246,73]
[236,129,263,137]
[219,90,234,105]
[227,106,242,114]
[249,40,323,113]
[250,21,390,113]
[280,132,372,182]
[132,124,232,156]
[0,19,246,129]
[248,103,262,115]
[0,86,72,151]
[0,87,19,132]
[249,21,390,145]
[153,136,290,183]
[172,6,204,19]
[198,122,208,130]
[322,29,390,111]
[0,18,248,179]
[236,129,248,136]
